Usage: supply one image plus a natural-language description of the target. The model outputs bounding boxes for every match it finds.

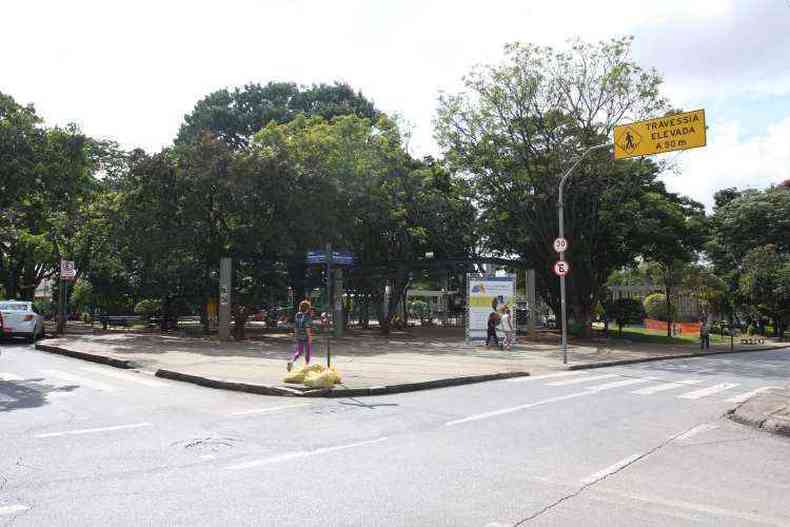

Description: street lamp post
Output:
[557,143,612,364]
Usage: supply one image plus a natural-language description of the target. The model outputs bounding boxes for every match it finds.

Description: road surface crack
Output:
[513,423,702,525]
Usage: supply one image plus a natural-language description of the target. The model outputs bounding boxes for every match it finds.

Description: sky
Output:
[2,0,789,208]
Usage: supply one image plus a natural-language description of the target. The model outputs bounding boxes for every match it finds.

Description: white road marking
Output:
[678,383,739,400]
[0,392,19,403]
[0,505,29,515]
[674,423,720,442]
[79,366,167,387]
[230,403,310,416]
[41,369,115,392]
[225,437,388,470]
[506,371,587,383]
[36,422,153,438]
[446,391,595,426]
[725,386,780,403]
[580,453,643,485]
[546,373,620,386]
[586,378,651,392]
[0,372,23,381]
[631,379,703,395]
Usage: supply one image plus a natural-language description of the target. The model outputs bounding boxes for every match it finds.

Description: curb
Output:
[155,369,304,397]
[727,406,790,438]
[304,371,532,398]
[156,370,530,397]
[566,345,790,371]
[35,343,140,369]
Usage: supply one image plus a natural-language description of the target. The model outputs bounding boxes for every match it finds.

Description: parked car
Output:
[0,301,45,342]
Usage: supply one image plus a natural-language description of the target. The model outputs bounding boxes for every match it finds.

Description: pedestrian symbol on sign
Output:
[616,126,641,155]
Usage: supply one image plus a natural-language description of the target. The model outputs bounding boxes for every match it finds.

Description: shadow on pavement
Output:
[0,377,79,413]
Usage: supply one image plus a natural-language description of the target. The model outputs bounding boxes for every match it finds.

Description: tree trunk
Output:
[360,295,370,329]
[200,302,209,335]
[570,301,594,338]
[665,286,673,337]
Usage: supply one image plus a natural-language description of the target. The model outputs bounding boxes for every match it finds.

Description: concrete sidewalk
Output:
[728,386,790,438]
[35,327,789,397]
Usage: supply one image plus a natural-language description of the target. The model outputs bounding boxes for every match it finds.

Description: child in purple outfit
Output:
[287,300,314,371]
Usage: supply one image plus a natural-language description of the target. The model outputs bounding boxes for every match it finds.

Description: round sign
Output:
[553,237,568,253]
[553,260,570,277]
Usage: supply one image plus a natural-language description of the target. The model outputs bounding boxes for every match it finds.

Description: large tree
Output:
[0,92,100,299]
[176,82,379,149]
[739,245,790,340]
[435,37,697,332]
[252,114,476,332]
[707,184,790,331]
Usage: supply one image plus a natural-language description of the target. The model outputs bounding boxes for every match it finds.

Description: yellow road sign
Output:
[613,109,706,160]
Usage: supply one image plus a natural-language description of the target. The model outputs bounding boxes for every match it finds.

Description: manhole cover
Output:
[172,436,240,452]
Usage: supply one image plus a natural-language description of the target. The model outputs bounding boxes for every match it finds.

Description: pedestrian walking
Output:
[287,300,314,371]
[699,319,710,350]
[501,305,515,351]
[486,311,500,348]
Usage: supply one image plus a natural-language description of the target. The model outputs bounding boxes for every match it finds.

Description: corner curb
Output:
[155,370,531,398]
[35,343,140,370]
[566,345,790,371]
[727,409,790,438]
[155,369,303,396]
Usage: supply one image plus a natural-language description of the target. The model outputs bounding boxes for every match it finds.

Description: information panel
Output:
[466,274,517,343]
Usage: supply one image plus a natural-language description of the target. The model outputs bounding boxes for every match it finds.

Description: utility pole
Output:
[218,257,232,341]
[325,242,332,367]
[557,143,612,364]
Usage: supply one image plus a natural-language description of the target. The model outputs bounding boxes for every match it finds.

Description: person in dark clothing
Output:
[486,311,500,348]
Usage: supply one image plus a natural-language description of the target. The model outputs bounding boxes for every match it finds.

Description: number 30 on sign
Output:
[554,261,570,277]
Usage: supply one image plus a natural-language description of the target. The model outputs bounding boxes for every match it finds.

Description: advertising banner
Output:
[466,274,517,342]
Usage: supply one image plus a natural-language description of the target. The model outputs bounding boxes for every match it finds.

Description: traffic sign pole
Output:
[557,143,612,364]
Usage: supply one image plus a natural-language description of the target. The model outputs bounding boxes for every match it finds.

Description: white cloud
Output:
[1,0,788,204]
[663,116,790,209]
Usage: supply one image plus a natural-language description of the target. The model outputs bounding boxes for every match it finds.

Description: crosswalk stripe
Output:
[547,373,619,386]
[506,371,587,383]
[79,366,167,387]
[42,369,115,392]
[36,422,153,438]
[724,386,780,403]
[0,504,29,515]
[678,383,739,400]
[586,378,651,392]
[631,379,704,395]
[675,423,720,442]
[0,372,23,381]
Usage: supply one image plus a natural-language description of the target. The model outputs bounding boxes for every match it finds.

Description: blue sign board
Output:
[306,250,355,266]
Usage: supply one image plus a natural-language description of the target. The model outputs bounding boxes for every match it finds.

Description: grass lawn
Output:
[599,325,723,346]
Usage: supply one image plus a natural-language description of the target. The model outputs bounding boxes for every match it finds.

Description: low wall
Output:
[644,318,701,336]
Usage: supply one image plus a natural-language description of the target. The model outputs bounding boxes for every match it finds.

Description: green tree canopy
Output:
[435,37,700,332]
[176,82,380,149]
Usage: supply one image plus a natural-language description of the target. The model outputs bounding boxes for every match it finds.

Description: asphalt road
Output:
[2,340,789,526]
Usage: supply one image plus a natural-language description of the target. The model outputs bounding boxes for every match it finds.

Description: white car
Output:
[0,301,45,342]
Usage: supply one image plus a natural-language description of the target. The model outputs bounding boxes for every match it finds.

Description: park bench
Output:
[98,315,142,329]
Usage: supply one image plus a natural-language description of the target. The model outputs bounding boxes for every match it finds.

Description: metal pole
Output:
[325,242,332,368]
[557,143,612,364]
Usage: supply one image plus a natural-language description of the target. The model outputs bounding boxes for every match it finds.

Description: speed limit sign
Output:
[553,237,568,253]
[553,260,570,277]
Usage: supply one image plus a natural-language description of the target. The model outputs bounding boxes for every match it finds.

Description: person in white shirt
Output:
[500,305,514,351]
